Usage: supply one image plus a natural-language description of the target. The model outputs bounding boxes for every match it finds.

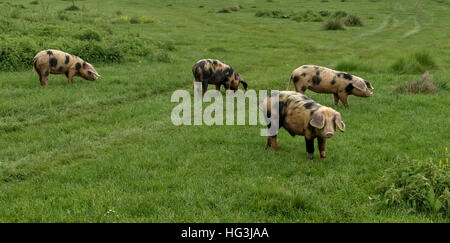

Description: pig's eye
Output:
[88,71,92,75]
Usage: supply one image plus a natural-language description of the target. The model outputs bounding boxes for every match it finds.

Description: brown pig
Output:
[192,59,248,95]
[261,91,345,160]
[33,49,100,86]
[288,65,374,107]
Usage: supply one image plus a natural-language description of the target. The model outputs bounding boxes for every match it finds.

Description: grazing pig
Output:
[192,59,248,95]
[33,49,100,86]
[261,91,345,160]
[288,65,374,107]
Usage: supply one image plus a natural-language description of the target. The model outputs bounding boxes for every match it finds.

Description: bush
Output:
[344,14,364,26]
[376,150,449,216]
[395,71,438,94]
[74,29,102,41]
[217,8,231,13]
[324,18,345,30]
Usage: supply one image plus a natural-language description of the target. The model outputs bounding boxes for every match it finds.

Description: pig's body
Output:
[192,59,248,95]
[262,91,345,160]
[289,65,374,107]
[33,49,99,86]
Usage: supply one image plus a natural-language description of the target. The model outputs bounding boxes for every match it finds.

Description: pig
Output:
[261,91,345,160]
[33,49,100,86]
[192,59,248,95]
[288,65,374,107]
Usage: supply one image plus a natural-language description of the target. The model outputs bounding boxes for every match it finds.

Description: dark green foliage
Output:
[376,151,449,216]
[74,29,102,41]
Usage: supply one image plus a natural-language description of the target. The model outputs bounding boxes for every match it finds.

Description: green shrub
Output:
[29,1,39,5]
[376,150,449,216]
[0,37,40,71]
[156,52,173,63]
[74,29,102,41]
[332,10,348,18]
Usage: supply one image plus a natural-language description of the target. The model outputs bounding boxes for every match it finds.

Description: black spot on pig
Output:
[47,50,53,55]
[65,55,70,64]
[49,58,57,67]
[75,62,81,70]
[293,75,299,83]
[345,83,354,94]
[58,66,64,72]
[44,71,49,76]
[65,71,69,77]
[301,72,306,77]
[302,66,308,69]
[213,60,218,65]
[312,75,322,85]
[341,72,352,80]
[331,79,336,85]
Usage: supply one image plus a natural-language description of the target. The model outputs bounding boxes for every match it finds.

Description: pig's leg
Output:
[305,137,315,160]
[215,84,221,91]
[270,135,278,150]
[339,94,349,108]
[333,93,339,106]
[318,137,326,159]
[66,70,75,85]
[40,70,49,86]
[201,80,208,95]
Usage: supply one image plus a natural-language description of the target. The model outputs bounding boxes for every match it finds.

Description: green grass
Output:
[0,0,449,222]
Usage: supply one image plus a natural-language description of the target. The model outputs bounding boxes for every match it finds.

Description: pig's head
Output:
[309,108,345,139]
[79,62,100,81]
[350,79,374,98]
[230,73,248,91]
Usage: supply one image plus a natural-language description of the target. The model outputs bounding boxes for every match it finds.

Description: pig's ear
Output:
[353,80,367,91]
[334,112,345,132]
[310,110,324,129]
[365,81,374,89]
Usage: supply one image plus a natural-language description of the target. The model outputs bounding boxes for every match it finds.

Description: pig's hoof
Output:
[307,153,314,161]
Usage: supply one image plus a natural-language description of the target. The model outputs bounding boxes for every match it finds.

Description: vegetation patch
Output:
[395,71,441,94]
[391,52,437,74]
[324,18,345,30]
[375,150,449,217]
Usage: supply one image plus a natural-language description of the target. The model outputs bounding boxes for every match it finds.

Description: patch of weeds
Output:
[324,18,345,30]
[217,8,231,13]
[156,52,174,63]
[391,51,437,74]
[344,14,364,26]
[375,149,449,217]
[30,0,39,5]
[74,29,102,41]
[395,71,438,94]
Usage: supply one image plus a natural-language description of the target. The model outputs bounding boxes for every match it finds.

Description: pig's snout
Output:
[325,132,334,138]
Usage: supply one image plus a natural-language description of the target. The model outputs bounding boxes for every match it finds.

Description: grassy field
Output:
[0,0,449,222]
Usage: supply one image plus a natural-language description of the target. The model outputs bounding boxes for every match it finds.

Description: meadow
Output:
[0,0,449,222]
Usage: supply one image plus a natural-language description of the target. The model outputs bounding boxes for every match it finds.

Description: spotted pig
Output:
[288,65,374,107]
[192,59,248,95]
[261,91,345,160]
[33,49,100,86]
